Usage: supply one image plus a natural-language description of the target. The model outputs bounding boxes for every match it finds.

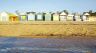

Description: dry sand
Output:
[0,21,96,38]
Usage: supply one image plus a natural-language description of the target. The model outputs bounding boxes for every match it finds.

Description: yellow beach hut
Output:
[67,14,74,21]
[89,16,96,21]
[88,16,96,21]
[53,12,60,21]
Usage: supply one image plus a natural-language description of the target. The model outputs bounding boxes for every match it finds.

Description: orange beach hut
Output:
[9,13,19,21]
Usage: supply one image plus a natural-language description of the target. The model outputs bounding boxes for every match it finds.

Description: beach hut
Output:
[59,11,67,21]
[45,12,52,21]
[74,13,81,21]
[0,12,9,22]
[53,12,60,21]
[27,12,36,21]
[19,12,27,21]
[67,14,74,21]
[36,13,44,21]
[88,16,96,21]
[89,17,96,21]
[9,13,19,21]
[82,12,90,21]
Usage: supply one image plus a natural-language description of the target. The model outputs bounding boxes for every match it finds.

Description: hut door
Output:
[13,17,16,21]
[2,16,7,21]
[60,16,66,21]
[38,15,42,20]
[83,16,87,21]
[28,14,35,21]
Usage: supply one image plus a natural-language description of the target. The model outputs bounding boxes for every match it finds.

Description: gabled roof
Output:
[8,13,18,16]
[0,11,8,15]
[0,12,18,16]
[83,12,89,15]
[60,12,67,15]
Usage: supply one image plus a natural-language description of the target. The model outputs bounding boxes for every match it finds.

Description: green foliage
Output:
[89,10,96,16]
[63,10,69,15]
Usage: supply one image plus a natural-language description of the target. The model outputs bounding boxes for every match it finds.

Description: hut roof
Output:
[8,13,18,16]
[27,12,36,14]
[60,12,67,15]
[19,12,27,15]
[37,12,44,15]
[45,12,52,14]
[0,11,8,15]
[0,12,18,16]
[83,12,90,15]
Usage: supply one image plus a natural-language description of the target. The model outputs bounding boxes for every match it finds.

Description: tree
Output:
[89,10,92,14]
[63,10,69,15]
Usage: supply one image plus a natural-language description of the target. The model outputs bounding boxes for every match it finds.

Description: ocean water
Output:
[0,37,96,53]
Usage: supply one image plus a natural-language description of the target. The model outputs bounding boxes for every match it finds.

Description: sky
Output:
[0,0,96,13]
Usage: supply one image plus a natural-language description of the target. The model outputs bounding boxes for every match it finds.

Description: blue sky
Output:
[0,0,96,13]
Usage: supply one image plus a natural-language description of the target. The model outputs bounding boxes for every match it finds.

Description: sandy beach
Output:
[0,21,96,38]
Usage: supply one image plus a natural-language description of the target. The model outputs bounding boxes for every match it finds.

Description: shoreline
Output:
[0,35,96,38]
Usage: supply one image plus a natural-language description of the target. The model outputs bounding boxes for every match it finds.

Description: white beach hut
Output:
[74,13,81,21]
[82,12,89,21]
[59,11,67,21]
[36,13,44,21]
[0,12,9,22]
[27,12,36,21]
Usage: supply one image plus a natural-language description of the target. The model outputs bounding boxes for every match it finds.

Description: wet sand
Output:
[0,36,96,53]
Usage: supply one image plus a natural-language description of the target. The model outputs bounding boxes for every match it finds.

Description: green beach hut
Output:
[45,12,52,21]
[19,12,27,21]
